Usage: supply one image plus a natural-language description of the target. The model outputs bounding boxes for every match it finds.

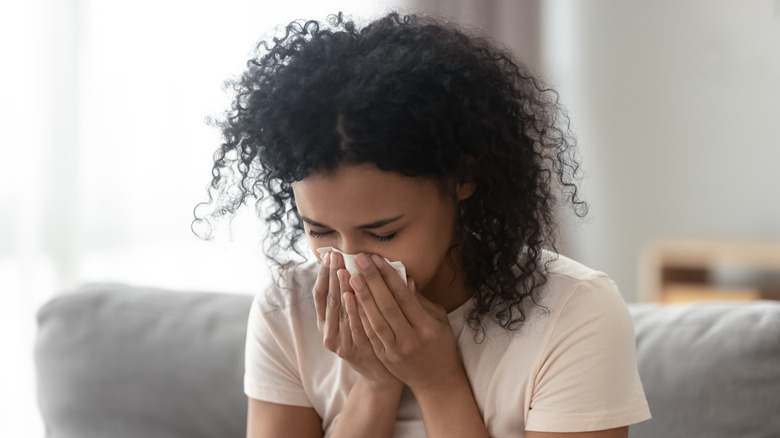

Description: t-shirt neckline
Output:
[447,297,475,337]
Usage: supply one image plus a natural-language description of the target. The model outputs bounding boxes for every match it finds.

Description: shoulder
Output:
[247,260,320,336]
[252,260,320,315]
[523,254,651,431]
[244,260,325,409]
[543,251,613,287]
[539,251,624,314]
[530,252,635,361]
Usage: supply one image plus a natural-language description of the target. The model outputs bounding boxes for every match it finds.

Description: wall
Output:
[543,0,780,300]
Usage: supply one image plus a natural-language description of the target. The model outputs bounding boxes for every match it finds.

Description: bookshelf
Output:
[639,240,780,303]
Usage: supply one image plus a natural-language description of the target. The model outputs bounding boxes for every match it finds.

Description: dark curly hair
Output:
[194,11,587,332]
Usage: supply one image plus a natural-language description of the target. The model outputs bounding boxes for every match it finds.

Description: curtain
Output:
[0,1,407,434]
[409,0,545,76]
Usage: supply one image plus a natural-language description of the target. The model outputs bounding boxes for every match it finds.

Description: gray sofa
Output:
[35,283,780,437]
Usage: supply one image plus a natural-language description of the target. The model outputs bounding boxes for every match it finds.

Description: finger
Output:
[349,270,394,346]
[323,251,343,351]
[405,277,442,317]
[343,291,371,349]
[398,276,448,321]
[337,291,353,356]
[350,253,412,343]
[369,254,430,327]
[357,298,385,356]
[312,252,331,331]
[337,266,354,294]
[415,289,448,321]
[337,268,352,322]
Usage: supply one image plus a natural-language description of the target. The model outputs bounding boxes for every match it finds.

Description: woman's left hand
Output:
[348,253,465,394]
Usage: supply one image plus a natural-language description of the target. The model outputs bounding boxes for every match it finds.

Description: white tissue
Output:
[316,246,408,285]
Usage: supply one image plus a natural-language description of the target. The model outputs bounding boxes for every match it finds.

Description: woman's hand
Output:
[348,253,465,394]
[348,254,490,438]
[312,251,401,389]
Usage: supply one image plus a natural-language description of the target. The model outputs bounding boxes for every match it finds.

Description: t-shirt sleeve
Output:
[525,275,651,432]
[244,292,312,407]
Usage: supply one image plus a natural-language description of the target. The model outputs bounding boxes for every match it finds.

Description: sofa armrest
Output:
[628,300,780,438]
[35,284,253,438]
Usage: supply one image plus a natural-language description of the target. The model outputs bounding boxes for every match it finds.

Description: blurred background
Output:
[2,0,778,434]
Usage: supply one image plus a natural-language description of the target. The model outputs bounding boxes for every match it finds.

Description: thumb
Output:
[409,278,433,308]
[411,282,446,319]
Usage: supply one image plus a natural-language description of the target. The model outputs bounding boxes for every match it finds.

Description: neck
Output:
[421,254,474,313]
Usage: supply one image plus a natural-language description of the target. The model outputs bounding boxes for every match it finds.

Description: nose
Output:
[338,242,364,257]
[336,238,371,257]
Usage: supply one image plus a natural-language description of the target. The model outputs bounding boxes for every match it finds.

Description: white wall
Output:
[543,0,780,300]
[0,2,411,435]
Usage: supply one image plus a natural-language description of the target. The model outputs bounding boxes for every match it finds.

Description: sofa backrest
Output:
[628,300,780,438]
[35,284,252,438]
[35,284,780,437]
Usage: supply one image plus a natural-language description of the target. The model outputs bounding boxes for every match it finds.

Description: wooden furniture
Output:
[639,240,780,303]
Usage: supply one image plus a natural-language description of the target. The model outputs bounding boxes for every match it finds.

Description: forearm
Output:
[414,370,490,438]
[330,377,404,438]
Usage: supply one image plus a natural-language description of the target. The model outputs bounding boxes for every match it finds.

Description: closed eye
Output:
[372,232,397,242]
[308,229,333,239]
[307,228,397,242]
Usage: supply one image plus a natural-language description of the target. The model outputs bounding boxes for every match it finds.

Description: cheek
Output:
[393,224,455,287]
[394,245,453,294]
[304,235,330,262]
[400,255,436,285]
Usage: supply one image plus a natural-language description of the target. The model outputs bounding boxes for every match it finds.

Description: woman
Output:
[196,11,651,438]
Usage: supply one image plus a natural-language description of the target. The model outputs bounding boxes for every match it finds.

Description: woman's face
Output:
[292,163,468,299]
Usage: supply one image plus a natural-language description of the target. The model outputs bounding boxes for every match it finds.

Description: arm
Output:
[349,254,490,438]
[312,252,404,438]
[411,369,490,438]
[247,398,322,438]
[349,256,648,437]
[246,386,404,438]
[245,253,403,438]
[526,427,628,438]
[329,378,403,438]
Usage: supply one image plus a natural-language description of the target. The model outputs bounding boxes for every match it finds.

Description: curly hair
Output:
[194,11,587,332]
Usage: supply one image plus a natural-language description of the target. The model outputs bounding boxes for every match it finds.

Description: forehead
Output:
[292,164,444,223]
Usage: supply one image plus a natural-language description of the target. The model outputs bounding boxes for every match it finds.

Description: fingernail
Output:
[337,269,349,286]
[370,254,384,267]
[350,274,365,290]
[355,253,370,269]
[342,292,353,310]
[323,252,331,267]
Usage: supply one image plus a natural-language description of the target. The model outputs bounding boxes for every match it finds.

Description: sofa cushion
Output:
[36,285,780,437]
[628,300,780,438]
[35,284,253,438]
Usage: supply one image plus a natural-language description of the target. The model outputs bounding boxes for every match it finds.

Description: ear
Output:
[456,180,476,201]
[454,155,477,201]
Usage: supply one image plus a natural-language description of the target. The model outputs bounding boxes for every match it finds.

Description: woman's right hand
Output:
[313,251,401,389]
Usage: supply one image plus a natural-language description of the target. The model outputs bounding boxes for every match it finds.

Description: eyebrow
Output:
[300,215,404,230]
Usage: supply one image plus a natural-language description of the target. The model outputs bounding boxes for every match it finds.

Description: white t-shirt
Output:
[244,253,651,437]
